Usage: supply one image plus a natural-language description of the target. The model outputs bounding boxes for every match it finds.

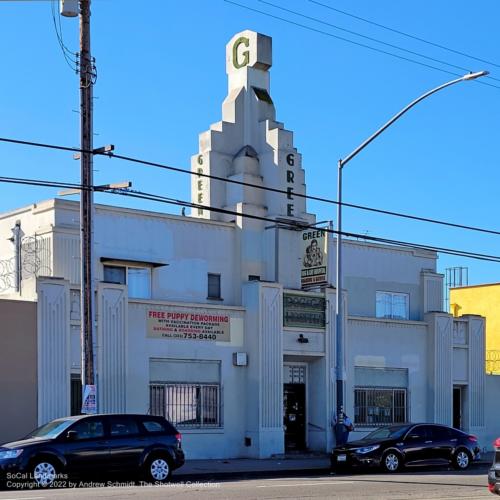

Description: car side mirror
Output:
[66,430,78,440]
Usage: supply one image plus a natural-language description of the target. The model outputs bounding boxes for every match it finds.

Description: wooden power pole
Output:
[79,0,96,404]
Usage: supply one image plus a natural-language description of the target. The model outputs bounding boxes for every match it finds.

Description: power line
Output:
[0,173,499,263]
[50,0,78,72]
[1,135,500,238]
[223,0,500,91]
[309,0,500,69]
[259,0,500,83]
[101,187,500,264]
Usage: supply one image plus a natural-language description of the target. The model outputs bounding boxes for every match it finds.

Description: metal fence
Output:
[149,383,221,428]
[354,387,407,426]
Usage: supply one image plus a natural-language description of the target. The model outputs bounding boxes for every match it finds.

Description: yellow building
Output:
[450,283,500,374]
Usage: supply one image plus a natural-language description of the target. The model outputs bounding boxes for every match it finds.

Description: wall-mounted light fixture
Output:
[297,334,309,344]
[233,352,248,366]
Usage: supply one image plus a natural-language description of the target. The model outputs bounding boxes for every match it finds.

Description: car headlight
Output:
[0,449,23,459]
[354,445,380,454]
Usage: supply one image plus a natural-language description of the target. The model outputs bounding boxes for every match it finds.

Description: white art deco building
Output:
[0,30,491,458]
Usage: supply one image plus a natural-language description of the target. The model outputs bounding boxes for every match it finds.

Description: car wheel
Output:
[144,454,172,483]
[453,449,471,470]
[31,458,58,488]
[382,451,402,473]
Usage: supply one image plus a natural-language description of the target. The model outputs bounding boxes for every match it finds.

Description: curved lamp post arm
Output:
[340,71,489,168]
[333,70,488,429]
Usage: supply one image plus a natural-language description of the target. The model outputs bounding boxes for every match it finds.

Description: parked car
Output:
[331,423,480,473]
[0,413,184,488]
[488,438,500,495]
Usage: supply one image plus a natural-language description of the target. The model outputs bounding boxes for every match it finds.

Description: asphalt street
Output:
[0,468,492,500]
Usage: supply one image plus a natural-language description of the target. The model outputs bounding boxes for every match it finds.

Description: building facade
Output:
[451,283,500,374]
[0,30,490,457]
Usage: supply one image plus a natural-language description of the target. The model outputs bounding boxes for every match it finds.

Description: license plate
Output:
[337,454,347,462]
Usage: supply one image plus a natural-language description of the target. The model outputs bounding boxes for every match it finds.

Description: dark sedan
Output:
[488,438,500,495]
[0,413,184,488]
[331,423,480,473]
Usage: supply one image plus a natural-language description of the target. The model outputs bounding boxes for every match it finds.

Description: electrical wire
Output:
[0,135,499,238]
[259,0,500,82]
[309,0,500,69]
[223,0,500,90]
[50,0,78,72]
[101,187,500,263]
[1,173,499,262]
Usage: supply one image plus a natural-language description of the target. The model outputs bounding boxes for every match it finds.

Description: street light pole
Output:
[334,71,488,430]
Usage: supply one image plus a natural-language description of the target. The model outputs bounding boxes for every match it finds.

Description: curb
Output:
[173,467,331,482]
[172,461,490,482]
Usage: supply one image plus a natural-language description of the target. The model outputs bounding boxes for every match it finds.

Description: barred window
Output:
[150,383,221,428]
[354,387,407,426]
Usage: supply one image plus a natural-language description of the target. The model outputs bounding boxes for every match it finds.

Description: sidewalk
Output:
[175,455,331,480]
[174,452,493,481]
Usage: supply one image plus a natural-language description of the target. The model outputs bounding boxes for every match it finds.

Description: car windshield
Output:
[362,425,412,441]
[26,419,75,439]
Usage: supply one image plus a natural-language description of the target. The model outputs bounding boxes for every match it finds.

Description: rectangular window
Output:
[149,383,221,428]
[103,264,151,299]
[376,291,409,320]
[103,265,126,285]
[207,273,221,300]
[354,387,407,426]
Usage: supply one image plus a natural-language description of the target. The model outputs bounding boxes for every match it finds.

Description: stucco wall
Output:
[450,283,500,371]
[0,299,37,443]
[127,299,246,459]
[482,375,500,451]
[346,316,428,441]
[330,240,437,321]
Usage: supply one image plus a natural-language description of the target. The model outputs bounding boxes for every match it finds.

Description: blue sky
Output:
[0,0,499,286]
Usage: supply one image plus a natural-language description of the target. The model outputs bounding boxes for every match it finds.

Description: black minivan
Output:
[0,413,184,488]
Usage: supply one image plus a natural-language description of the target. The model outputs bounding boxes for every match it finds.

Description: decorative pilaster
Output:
[425,312,453,425]
[36,278,70,424]
[97,283,128,413]
[324,287,337,451]
[466,315,485,428]
[242,281,283,458]
[421,271,444,315]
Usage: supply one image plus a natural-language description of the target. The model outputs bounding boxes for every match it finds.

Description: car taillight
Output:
[494,438,500,448]
[468,435,478,443]
[176,432,182,443]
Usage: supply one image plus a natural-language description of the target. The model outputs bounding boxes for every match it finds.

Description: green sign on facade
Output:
[283,292,326,329]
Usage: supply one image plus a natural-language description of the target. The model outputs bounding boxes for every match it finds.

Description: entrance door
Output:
[453,387,462,429]
[284,383,306,451]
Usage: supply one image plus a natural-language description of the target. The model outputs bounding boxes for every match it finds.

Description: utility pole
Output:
[61,1,123,413]
[79,0,96,408]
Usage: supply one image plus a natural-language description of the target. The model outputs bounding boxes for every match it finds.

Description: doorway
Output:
[453,386,462,429]
[284,383,306,451]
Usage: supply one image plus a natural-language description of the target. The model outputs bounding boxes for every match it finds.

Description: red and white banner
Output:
[147,309,231,342]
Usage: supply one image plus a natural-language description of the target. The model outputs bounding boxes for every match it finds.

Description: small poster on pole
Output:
[81,384,97,414]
